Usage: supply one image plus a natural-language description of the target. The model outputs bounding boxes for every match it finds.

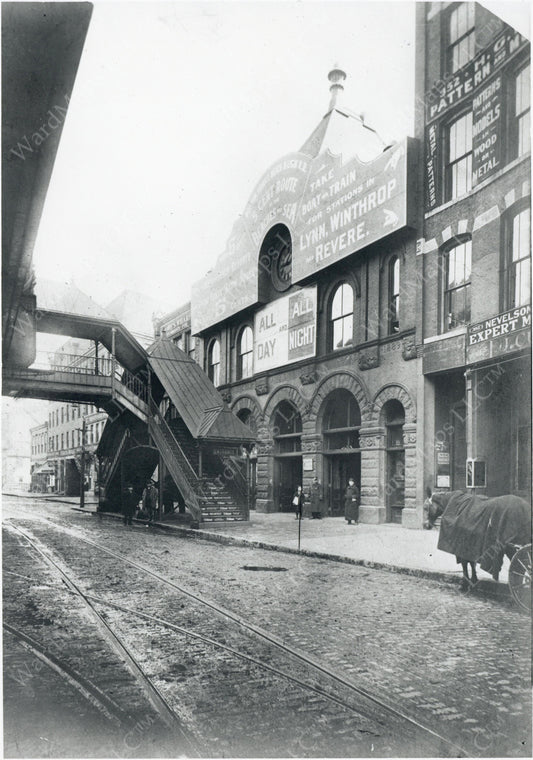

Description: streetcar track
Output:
[6,523,202,757]
[3,622,128,728]
[6,516,468,757]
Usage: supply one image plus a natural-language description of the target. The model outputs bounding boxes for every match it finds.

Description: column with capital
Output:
[359,426,385,524]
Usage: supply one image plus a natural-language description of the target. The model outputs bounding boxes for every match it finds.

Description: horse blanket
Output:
[433,491,531,574]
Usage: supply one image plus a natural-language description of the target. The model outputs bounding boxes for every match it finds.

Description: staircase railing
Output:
[148,397,202,523]
[115,366,148,404]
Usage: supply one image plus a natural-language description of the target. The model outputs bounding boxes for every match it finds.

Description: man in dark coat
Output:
[344,478,359,525]
[310,478,324,519]
[122,484,137,525]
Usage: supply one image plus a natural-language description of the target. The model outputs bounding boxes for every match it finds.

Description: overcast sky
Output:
[32,1,529,317]
[33,0,419,315]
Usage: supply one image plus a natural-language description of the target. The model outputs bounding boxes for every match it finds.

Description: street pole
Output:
[80,418,86,509]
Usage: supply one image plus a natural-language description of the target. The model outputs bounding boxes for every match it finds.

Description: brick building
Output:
[155,3,530,527]
[417,2,530,500]
[182,68,422,527]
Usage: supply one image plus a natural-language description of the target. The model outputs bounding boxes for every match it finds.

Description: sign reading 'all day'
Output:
[254,286,317,373]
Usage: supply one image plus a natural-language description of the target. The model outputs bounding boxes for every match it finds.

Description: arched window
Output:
[330,282,354,350]
[237,408,257,436]
[388,257,400,334]
[272,400,302,453]
[323,389,361,450]
[237,326,253,380]
[207,339,220,386]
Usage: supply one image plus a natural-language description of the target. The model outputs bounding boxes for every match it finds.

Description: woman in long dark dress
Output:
[344,478,359,525]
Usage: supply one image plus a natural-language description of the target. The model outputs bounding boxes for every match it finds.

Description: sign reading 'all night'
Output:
[254,286,317,373]
[292,139,416,281]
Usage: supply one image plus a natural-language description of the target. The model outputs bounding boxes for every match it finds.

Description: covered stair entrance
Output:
[3,290,254,525]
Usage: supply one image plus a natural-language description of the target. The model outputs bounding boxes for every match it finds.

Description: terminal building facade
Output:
[155,2,530,527]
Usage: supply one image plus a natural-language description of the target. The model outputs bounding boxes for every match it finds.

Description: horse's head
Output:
[423,490,448,529]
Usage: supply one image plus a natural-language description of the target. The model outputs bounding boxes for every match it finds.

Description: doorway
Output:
[274,456,303,511]
[383,399,405,523]
[325,454,361,516]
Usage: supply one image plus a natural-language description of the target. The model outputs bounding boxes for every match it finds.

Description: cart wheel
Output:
[509,544,532,613]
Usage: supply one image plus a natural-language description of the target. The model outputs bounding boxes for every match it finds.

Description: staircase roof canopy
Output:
[147,339,254,443]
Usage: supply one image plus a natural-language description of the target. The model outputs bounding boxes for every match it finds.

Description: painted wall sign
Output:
[426,28,527,123]
[191,139,416,334]
[292,139,416,281]
[191,153,310,335]
[425,123,438,210]
[254,286,317,373]
[467,305,531,363]
[472,75,502,186]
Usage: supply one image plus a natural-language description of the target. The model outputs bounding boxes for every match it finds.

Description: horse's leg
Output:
[460,561,470,591]
[470,562,478,585]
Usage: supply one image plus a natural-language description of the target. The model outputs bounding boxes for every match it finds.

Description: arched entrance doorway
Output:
[272,400,302,511]
[383,400,405,523]
[322,389,361,516]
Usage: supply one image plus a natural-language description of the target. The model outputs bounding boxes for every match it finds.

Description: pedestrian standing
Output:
[122,484,136,525]
[310,477,324,519]
[344,478,359,525]
[142,481,157,525]
[293,485,305,520]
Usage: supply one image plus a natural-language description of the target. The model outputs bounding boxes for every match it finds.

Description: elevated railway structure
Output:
[3,303,254,525]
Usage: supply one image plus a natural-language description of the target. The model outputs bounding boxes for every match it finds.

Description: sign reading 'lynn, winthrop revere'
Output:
[292,139,416,281]
[191,139,416,334]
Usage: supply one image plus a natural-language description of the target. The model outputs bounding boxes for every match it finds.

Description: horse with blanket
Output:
[424,490,531,590]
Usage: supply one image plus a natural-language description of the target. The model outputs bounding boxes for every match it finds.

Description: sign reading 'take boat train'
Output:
[191,138,417,334]
[292,138,416,281]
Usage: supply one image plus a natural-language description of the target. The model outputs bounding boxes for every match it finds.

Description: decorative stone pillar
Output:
[301,433,322,495]
[255,420,274,512]
[359,426,385,523]
[401,423,419,528]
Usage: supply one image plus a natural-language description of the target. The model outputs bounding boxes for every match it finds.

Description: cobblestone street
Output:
[3,497,531,758]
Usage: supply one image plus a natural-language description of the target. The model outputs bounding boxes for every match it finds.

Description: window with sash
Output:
[443,240,472,331]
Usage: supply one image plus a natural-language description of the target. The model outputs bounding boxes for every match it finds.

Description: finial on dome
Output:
[328,66,346,110]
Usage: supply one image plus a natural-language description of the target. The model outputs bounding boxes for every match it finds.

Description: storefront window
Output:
[330,282,354,350]
[446,111,472,200]
[443,239,471,331]
[447,2,475,74]
[207,339,220,386]
[238,326,253,380]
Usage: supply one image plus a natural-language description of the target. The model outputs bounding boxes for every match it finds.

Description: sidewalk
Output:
[96,506,510,588]
[3,491,509,589]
